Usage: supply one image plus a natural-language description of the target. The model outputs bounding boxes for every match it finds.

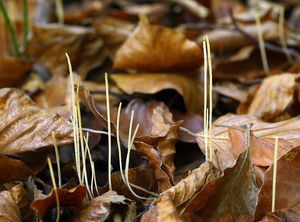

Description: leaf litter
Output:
[1,0,300,221]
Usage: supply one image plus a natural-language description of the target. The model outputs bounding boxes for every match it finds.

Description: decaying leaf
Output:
[113,16,202,72]
[259,203,300,222]
[31,186,87,220]
[197,114,300,170]
[141,194,182,222]
[240,73,300,121]
[0,155,33,184]
[0,184,33,222]
[161,162,214,207]
[0,88,73,155]
[0,55,32,88]
[255,147,300,221]
[111,73,204,113]
[27,24,105,77]
[70,191,126,222]
[184,150,260,221]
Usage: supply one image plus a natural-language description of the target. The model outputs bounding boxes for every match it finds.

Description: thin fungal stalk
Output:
[254,11,270,75]
[203,38,208,161]
[66,53,82,184]
[205,35,213,162]
[55,0,64,24]
[278,7,293,64]
[105,73,113,191]
[52,132,61,188]
[272,137,279,212]
[47,157,60,222]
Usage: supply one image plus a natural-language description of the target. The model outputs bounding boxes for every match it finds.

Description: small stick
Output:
[47,157,60,222]
[272,137,279,212]
[254,11,270,75]
[105,73,112,191]
[52,133,61,188]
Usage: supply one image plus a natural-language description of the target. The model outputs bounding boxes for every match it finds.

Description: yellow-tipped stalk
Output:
[52,132,61,188]
[272,137,279,212]
[203,39,208,161]
[47,157,60,222]
[105,73,113,191]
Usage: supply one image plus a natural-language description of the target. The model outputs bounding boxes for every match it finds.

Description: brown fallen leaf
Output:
[239,73,300,121]
[27,24,105,78]
[0,88,73,155]
[214,81,248,103]
[31,186,87,220]
[0,55,32,88]
[111,165,157,200]
[197,114,300,170]
[200,20,278,52]
[141,194,182,222]
[70,191,126,222]
[255,147,300,221]
[259,203,300,222]
[113,16,202,72]
[228,128,292,167]
[0,184,33,222]
[0,155,33,184]
[183,150,260,221]
[160,162,215,208]
[111,73,203,113]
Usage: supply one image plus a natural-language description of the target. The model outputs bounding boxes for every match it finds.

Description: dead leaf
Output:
[141,193,182,222]
[255,147,300,221]
[0,184,33,222]
[259,203,300,222]
[200,20,278,52]
[31,186,87,220]
[161,162,214,207]
[111,73,203,113]
[197,114,300,170]
[70,191,125,222]
[113,16,202,72]
[27,24,105,78]
[241,73,300,121]
[0,155,33,184]
[214,81,248,103]
[184,150,260,222]
[0,88,73,155]
[0,55,32,88]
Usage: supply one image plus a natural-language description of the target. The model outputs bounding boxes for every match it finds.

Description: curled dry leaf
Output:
[240,73,300,121]
[161,162,214,208]
[201,20,278,52]
[0,88,73,155]
[27,24,105,77]
[70,191,126,222]
[111,165,157,200]
[259,203,300,222]
[111,73,204,113]
[31,186,87,220]
[0,55,32,88]
[141,194,182,222]
[255,147,300,221]
[183,150,260,222]
[113,16,202,72]
[0,184,33,222]
[197,114,300,170]
[0,155,33,184]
